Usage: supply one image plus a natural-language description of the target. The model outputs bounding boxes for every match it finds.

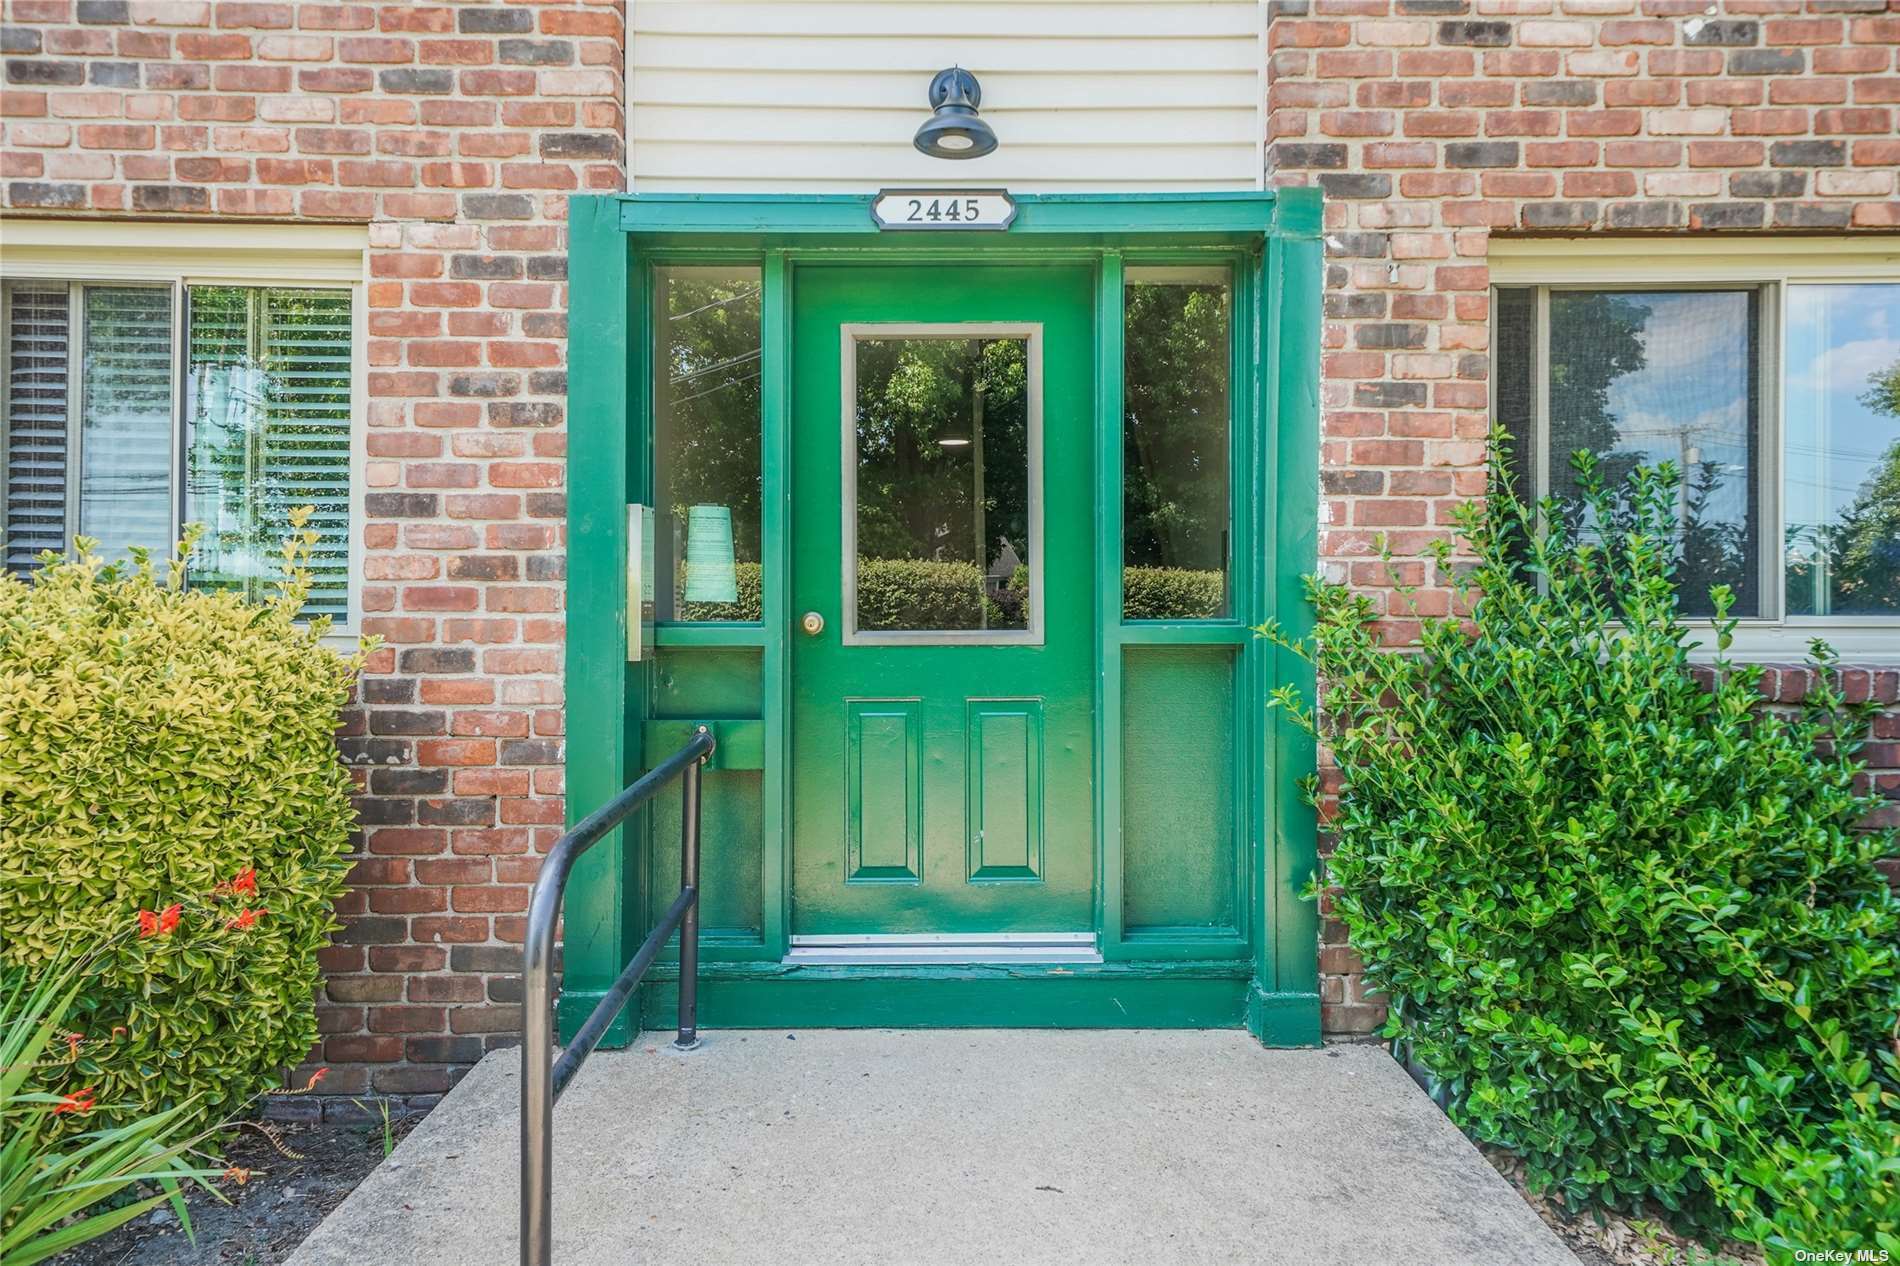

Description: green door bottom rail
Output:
[520,726,715,1266]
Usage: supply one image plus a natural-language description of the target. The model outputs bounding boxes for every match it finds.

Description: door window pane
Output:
[1784,283,1900,617]
[850,333,1033,636]
[1123,269,1230,619]
[1547,289,1760,617]
[186,286,354,620]
[654,266,762,622]
[3,283,71,574]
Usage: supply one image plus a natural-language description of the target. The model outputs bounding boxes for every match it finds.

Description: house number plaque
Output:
[872,189,1016,231]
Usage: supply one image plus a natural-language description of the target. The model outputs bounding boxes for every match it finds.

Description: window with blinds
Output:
[186,286,354,620]
[81,286,175,564]
[2,283,70,573]
[1,279,355,623]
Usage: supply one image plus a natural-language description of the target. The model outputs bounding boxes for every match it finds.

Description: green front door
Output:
[789,263,1096,948]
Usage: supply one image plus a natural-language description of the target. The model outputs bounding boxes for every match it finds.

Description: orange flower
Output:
[224,1166,251,1185]
[227,907,267,931]
[139,903,184,937]
[305,1067,327,1090]
[53,1088,95,1115]
[64,1032,81,1060]
[231,868,257,896]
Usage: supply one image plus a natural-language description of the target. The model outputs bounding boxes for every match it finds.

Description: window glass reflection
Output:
[1785,283,1900,617]
[80,286,174,565]
[1547,289,1759,617]
[654,266,762,621]
[186,285,354,620]
[853,336,1031,634]
[1123,271,1230,619]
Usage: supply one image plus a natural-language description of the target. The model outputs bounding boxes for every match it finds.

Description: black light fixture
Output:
[913,67,997,160]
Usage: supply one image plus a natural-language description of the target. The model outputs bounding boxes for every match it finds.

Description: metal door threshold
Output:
[785,932,1103,965]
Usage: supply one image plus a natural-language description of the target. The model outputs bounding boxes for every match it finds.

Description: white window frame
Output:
[1490,235,1900,664]
[0,221,369,640]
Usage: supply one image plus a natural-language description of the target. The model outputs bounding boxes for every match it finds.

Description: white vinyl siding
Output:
[628,0,1266,192]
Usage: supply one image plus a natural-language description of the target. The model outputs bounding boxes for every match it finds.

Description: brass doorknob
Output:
[800,611,825,636]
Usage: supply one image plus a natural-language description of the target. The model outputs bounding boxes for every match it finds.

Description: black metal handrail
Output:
[520,726,715,1266]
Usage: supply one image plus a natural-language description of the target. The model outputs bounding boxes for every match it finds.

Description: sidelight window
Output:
[1122,267,1233,621]
[652,265,764,623]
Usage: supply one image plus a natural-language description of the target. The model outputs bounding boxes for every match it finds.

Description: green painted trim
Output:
[654,623,766,648]
[1093,250,1127,958]
[1270,186,1324,238]
[1118,930,1250,961]
[642,719,764,770]
[620,191,1279,238]
[1115,623,1251,645]
[638,962,1251,1030]
[557,988,635,1049]
[1246,986,1324,1047]
[1253,192,1323,1048]
[561,196,642,1047]
[759,250,793,961]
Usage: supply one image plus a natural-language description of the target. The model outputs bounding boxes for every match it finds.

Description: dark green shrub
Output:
[1265,449,1900,1255]
[676,561,1223,625]
[0,516,362,1135]
[855,558,991,630]
[1122,566,1223,619]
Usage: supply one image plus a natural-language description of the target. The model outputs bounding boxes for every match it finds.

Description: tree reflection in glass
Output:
[654,267,763,622]
[1123,272,1230,620]
[1547,290,1759,617]
[852,336,1030,633]
[1784,283,1900,617]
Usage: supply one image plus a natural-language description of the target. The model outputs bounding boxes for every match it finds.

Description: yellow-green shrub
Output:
[0,516,362,1133]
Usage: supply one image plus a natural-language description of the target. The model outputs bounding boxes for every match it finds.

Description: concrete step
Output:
[287,1030,1577,1266]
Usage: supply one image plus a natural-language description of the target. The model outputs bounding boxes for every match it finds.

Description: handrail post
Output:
[675,727,706,1049]
[521,851,564,1266]
[517,728,712,1266]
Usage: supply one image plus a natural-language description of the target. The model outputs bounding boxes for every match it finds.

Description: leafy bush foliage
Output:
[0,516,362,1136]
[1266,450,1900,1254]
[1122,566,1223,620]
[677,561,1223,623]
[855,558,998,630]
[2,953,224,1265]
[679,559,1028,628]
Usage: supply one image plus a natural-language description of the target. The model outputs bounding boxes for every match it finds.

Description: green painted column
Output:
[1250,186,1324,1047]
[559,195,646,1046]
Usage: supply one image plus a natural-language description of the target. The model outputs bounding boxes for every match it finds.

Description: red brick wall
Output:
[1,0,622,1107]
[1265,0,1900,1034]
[5,0,1896,1068]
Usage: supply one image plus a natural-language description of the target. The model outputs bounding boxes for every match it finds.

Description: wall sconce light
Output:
[913,67,997,160]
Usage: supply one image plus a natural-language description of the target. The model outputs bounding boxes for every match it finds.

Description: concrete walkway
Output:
[288,1031,1577,1266]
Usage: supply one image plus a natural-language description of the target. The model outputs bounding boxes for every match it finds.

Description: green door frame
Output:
[563,189,1323,1046]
